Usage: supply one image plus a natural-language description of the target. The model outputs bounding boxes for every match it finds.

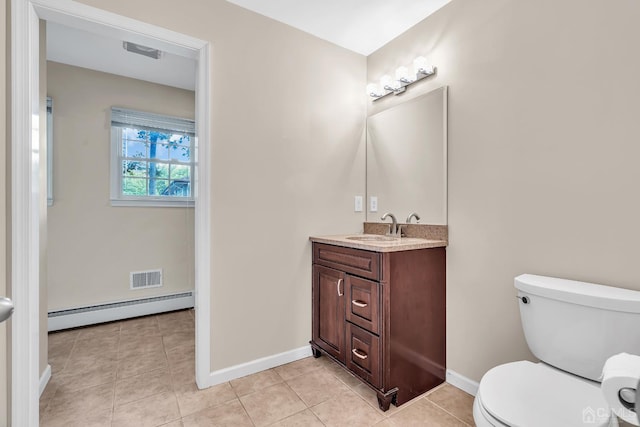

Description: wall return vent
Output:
[130,269,163,290]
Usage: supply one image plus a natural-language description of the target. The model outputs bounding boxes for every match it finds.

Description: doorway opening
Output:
[11,1,211,424]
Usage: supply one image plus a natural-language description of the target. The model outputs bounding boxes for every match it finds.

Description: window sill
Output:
[110,198,195,208]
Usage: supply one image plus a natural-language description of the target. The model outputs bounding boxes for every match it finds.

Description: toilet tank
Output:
[515,274,640,382]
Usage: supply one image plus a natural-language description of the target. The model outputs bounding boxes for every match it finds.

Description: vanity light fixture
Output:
[367,83,383,97]
[413,56,434,75]
[367,55,436,101]
[395,66,414,84]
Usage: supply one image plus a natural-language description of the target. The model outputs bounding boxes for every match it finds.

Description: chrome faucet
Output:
[406,212,421,224]
[381,213,398,236]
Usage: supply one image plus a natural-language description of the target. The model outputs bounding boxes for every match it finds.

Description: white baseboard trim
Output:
[48,291,195,331]
[446,369,479,396]
[204,345,313,387]
[39,364,51,397]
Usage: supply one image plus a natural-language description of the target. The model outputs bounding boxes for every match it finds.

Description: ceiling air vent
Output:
[130,269,163,290]
[123,41,162,59]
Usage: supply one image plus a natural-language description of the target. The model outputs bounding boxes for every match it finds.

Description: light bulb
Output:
[366,83,381,97]
[380,75,394,91]
[390,80,402,91]
[395,66,413,83]
[413,56,434,75]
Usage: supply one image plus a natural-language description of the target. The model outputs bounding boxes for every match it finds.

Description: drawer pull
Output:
[352,348,368,360]
[351,300,368,308]
[337,279,343,297]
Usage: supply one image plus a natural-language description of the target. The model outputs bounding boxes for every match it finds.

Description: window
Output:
[110,108,195,207]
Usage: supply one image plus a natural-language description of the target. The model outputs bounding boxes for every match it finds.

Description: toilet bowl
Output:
[472,274,640,427]
[473,361,617,427]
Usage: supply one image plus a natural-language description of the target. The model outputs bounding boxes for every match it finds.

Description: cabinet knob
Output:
[352,348,368,360]
[336,279,344,297]
[351,300,368,308]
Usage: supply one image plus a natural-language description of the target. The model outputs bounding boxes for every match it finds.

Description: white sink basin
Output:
[346,235,398,242]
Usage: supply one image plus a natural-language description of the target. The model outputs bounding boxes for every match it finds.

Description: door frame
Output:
[11,0,212,424]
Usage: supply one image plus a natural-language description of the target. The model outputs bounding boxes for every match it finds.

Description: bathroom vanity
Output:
[309,235,446,411]
[309,85,450,410]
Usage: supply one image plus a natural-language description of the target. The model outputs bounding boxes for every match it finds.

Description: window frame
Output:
[110,108,196,208]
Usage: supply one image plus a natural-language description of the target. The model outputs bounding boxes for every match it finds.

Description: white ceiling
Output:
[47,22,197,91]
[225,0,451,56]
[46,1,449,89]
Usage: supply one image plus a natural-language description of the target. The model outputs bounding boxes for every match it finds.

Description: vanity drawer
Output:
[346,323,381,389]
[345,275,380,335]
[313,243,380,281]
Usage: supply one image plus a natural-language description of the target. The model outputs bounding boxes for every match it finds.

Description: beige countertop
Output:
[309,234,447,253]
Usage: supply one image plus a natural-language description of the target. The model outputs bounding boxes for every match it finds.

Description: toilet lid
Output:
[478,361,613,427]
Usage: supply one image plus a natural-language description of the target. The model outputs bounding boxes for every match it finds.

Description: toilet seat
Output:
[476,361,616,427]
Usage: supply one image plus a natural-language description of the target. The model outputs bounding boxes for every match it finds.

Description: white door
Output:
[0,297,14,426]
[1,0,11,423]
[0,325,6,427]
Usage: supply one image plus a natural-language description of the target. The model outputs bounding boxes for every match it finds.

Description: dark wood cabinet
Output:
[346,322,381,389]
[311,242,446,411]
[312,265,347,363]
[345,275,380,335]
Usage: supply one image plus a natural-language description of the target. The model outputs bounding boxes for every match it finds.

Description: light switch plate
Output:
[370,196,378,212]
[354,196,363,212]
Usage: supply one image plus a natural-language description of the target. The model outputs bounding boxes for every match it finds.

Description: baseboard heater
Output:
[48,291,194,332]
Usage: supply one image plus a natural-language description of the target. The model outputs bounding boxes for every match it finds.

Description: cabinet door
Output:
[312,265,346,363]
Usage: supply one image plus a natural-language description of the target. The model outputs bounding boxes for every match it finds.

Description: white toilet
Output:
[473,274,640,427]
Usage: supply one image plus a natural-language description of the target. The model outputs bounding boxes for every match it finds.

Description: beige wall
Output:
[5,0,639,402]
[74,0,367,370]
[369,0,640,382]
[47,62,196,310]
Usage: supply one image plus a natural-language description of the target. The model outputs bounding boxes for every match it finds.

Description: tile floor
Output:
[41,310,475,426]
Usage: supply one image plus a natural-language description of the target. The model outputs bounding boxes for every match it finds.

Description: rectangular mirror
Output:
[366,86,448,224]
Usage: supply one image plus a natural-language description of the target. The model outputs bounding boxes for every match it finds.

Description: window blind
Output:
[111,107,195,136]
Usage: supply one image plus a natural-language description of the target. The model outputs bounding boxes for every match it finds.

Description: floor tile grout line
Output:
[425,398,474,426]
[160,311,196,421]
[234,365,332,425]
[274,360,325,383]
[109,322,119,425]
[315,363,386,415]
[321,360,452,421]
[109,379,116,425]
[113,367,174,410]
[325,361,469,425]
[271,380,314,425]
[294,370,388,425]
[115,317,184,425]
[41,331,82,418]
[174,381,236,419]
[235,395,258,427]
[322,363,395,417]
[281,368,324,408]
[43,312,193,427]
[262,406,320,427]
[229,369,285,400]
[46,314,473,427]
[58,329,80,374]
[283,379,308,408]
[307,405,326,426]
